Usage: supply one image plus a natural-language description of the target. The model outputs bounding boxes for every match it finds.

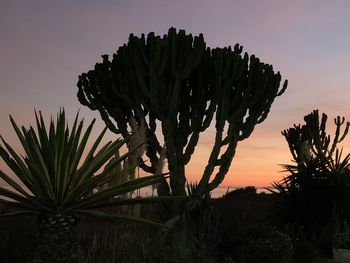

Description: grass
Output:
[0,215,37,263]
[1,193,350,262]
[0,202,221,262]
[76,215,167,263]
[0,213,219,262]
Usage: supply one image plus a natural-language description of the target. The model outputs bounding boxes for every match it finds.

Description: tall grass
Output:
[76,217,161,263]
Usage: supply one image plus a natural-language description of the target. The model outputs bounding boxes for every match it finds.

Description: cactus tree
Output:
[273,110,350,258]
[77,27,287,199]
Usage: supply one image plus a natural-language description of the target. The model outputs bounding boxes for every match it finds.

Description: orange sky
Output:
[1,1,350,189]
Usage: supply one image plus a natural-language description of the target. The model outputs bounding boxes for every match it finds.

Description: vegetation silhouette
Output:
[271,110,350,259]
[77,27,288,230]
[0,109,181,262]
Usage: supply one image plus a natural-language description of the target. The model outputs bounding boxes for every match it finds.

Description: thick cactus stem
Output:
[77,27,287,203]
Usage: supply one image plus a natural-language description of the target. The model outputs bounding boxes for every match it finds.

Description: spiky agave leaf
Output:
[0,109,186,225]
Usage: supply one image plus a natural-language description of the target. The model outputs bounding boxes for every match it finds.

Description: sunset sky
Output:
[1,0,350,189]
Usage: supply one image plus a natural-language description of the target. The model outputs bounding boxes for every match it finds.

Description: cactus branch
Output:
[77,27,287,205]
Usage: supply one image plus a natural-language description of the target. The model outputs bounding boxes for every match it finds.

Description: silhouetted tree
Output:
[271,110,350,259]
[77,28,287,217]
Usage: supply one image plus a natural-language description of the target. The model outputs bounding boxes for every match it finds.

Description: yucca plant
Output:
[0,109,180,263]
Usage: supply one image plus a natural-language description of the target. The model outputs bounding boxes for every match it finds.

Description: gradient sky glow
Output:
[1,0,350,188]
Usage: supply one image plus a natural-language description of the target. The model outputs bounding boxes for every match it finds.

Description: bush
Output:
[271,110,350,259]
[335,220,350,249]
[224,224,293,263]
[221,186,258,199]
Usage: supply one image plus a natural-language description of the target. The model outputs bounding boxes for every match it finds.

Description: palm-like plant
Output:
[0,109,178,263]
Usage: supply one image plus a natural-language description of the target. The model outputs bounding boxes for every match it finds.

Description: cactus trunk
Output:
[77,27,287,219]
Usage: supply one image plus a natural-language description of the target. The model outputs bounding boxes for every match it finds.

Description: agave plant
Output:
[0,109,179,263]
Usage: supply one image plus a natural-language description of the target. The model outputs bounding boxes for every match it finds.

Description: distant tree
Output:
[77,27,287,217]
[222,186,257,198]
[271,110,350,259]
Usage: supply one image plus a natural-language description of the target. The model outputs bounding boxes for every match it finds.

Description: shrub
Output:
[335,220,350,249]
[224,224,293,263]
[270,110,350,259]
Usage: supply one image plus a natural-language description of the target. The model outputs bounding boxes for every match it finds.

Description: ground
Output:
[311,249,350,263]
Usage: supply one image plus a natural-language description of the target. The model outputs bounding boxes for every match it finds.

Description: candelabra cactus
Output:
[282,110,350,164]
[77,27,287,204]
[272,110,350,258]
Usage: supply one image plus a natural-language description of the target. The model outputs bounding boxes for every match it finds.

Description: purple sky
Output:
[1,0,350,187]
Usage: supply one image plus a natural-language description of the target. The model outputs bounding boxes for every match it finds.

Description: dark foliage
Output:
[209,188,294,262]
[221,186,258,199]
[0,215,36,263]
[77,27,287,201]
[271,110,350,259]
